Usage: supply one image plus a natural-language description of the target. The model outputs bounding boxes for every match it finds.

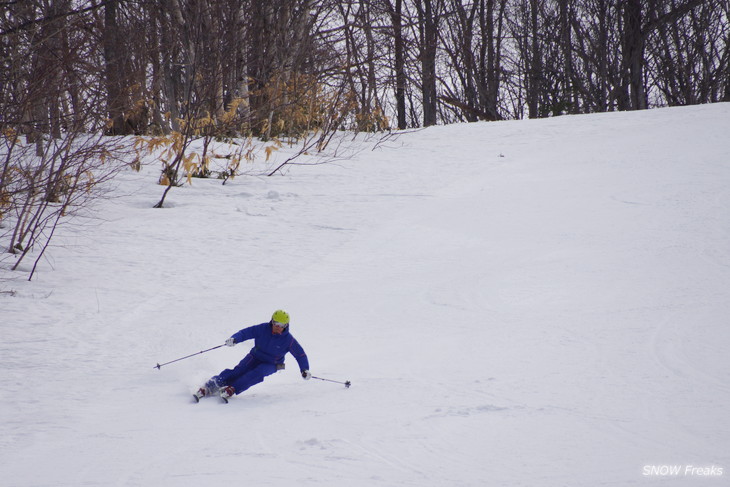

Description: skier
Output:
[195,310,311,402]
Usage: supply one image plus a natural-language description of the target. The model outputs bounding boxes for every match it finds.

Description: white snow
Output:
[2,103,729,486]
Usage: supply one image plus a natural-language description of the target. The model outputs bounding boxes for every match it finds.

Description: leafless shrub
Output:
[1,1,132,281]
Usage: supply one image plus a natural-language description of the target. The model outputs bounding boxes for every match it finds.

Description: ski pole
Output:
[154,344,225,370]
[311,375,351,388]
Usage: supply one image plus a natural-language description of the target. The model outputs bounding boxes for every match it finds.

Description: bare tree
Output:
[413,0,443,126]
[647,0,728,105]
[4,0,728,142]
[438,0,507,122]
[103,0,129,134]
[1,0,132,280]
[384,0,409,129]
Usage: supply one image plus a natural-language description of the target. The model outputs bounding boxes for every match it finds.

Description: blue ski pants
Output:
[212,353,278,395]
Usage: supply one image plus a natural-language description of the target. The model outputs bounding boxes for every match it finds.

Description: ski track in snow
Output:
[2,104,730,486]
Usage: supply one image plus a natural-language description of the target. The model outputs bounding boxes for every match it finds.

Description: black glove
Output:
[302,370,312,380]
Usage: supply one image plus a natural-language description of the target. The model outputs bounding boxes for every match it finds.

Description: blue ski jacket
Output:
[230,322,309,372]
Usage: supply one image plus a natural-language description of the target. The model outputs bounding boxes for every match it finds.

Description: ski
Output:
[191,384,231,403]
[191,393,228,404]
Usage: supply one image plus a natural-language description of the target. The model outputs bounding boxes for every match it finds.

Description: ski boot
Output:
[192,387,207,403]
[192,379,221,403]
[219,386,236,403]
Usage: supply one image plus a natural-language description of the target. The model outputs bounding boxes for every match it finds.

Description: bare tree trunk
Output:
[558,0,577,113]
[362,1,382,125]
[103,0,129,134]
[595,0,611,111]
[480,0,506,120]
[386,0,407,129]
[161,0,184,131]
[148,5,169,134]
[621,0,646,110]
[235,3,251,126]
[415,0,440,126]
[725,29,730,101]
[527,0,541,118]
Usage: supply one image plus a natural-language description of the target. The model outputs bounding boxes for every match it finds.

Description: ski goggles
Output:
[272,320,288,327]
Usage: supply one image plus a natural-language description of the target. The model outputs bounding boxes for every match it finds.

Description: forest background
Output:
[3,0,728,137]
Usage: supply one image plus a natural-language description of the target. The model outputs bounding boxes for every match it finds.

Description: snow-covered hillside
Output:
[2,104,729,486]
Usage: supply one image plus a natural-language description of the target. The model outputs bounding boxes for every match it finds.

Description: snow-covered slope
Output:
[2,103,729,486]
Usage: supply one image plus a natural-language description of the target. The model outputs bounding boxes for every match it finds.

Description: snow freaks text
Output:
[642,465,724,477]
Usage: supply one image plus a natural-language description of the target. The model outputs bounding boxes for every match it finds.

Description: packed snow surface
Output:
[2,104,729,486]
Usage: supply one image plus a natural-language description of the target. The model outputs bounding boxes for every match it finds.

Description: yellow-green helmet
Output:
[271,309,290,325]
